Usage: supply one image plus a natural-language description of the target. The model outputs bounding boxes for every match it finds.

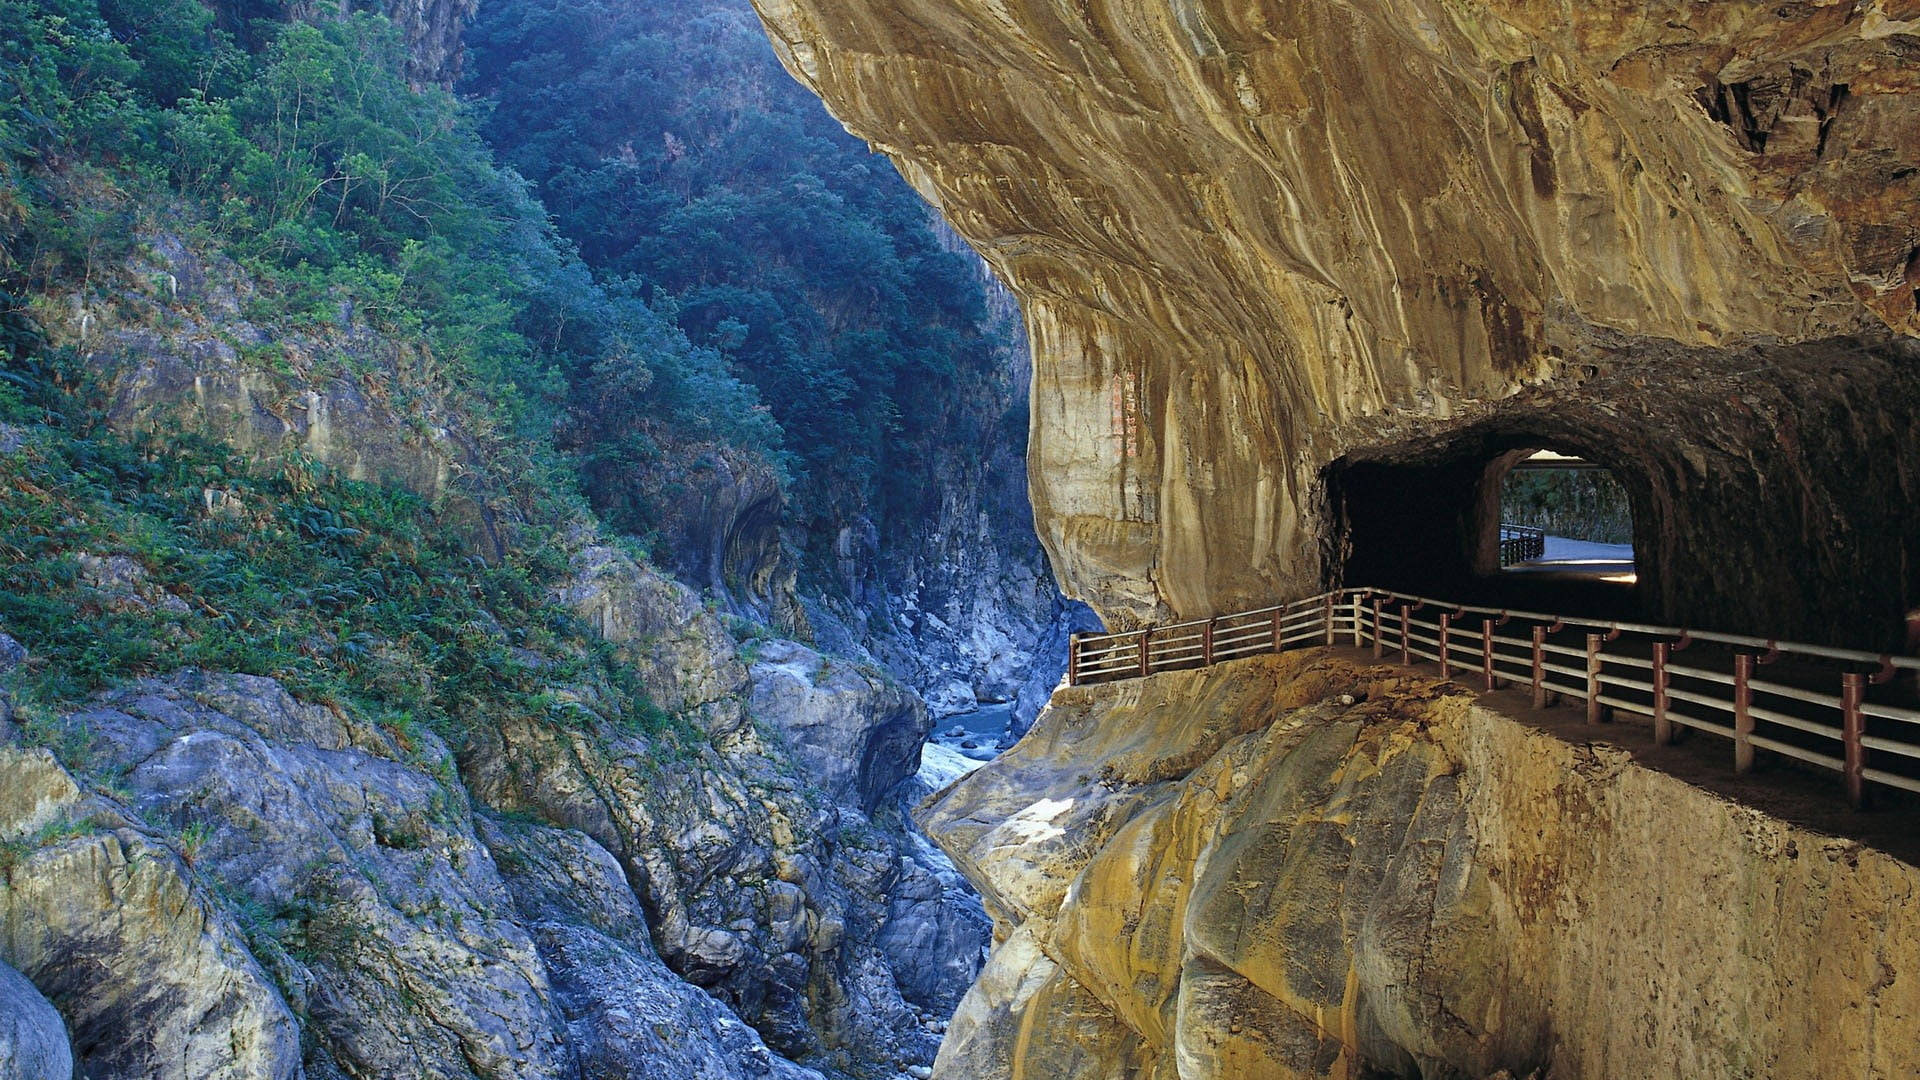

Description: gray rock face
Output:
[460,692,953,1076]
[1,653,978,1080]
[480,817,827,1080]
[748,640,931,812]
[67,671,571,1080]
[28,224,992,1078]
[557,544,751,736]
[0,747,302,1080]
[1006,600,1103,738]
[875,807,991,1015]
[0,961,70,1080]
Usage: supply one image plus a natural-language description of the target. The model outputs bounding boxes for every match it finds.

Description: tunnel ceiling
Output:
[748,0,1920,644]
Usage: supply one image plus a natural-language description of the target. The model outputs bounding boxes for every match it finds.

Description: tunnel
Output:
[1325,430,1651,623]
[1320,338,1920,652]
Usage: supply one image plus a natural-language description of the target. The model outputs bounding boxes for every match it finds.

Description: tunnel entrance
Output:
[1319,340,1920,652]
[1325,434,1647,621]
[1494,450,1636,585]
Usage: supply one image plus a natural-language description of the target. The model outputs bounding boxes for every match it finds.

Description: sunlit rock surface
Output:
[917,652,1920,1079]
[752,0,1920,642]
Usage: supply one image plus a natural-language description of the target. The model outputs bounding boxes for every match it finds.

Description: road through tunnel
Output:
[1326,431,1651,623]
[1321,339,1920,652]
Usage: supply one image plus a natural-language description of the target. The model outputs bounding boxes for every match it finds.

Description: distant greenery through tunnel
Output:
[1499,456,1634,547]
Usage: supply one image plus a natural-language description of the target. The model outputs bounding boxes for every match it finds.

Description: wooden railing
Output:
[1067,588,1920,809]
[1498,523,1547,565]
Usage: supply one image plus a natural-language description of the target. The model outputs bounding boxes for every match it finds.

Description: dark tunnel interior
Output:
[1325,434,1649,623]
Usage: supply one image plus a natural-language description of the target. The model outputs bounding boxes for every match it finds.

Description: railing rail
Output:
[1498,523,1547,566]
[1067,587,1920,810]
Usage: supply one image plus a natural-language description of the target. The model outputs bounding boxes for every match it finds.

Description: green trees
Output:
[1500,467,1635,545]
[2,0,778,468]
[465,0,1019,563]
[3,0,1021,605]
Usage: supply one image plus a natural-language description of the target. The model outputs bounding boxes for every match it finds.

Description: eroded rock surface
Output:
[0,646,978,1080]
[748,639,930,811]
[919,652,1920,1079]
[0,746,302,1080]
[752,0,1920,642]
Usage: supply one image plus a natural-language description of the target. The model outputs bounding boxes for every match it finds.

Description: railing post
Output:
[1400,604,1411,666]
[1733,652,1754,773]
[1271,606,1282,654]
[1067,633,1082,687]
[1651,641,1671,745]
[1842,671,1867,810]
[1202,618,1215,667]
[1438,613,1452,678]
[1530,624,1546,709]
[1585,633,1604,725]
[1371,597,1384,659]
[1138,629,1152,679]
[1351,593,1363,648]
[1481,618,1496,692]
[1324,595,1335,647]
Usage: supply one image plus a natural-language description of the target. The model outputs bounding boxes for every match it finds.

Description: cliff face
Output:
[1,230,985,1080]
[918,652,1920,1079]
[750,0,1920,642]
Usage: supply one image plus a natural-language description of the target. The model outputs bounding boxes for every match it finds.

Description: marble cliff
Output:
[919,653,1920,1079]
[750,0,1920,645]
[743,2,1920,1078]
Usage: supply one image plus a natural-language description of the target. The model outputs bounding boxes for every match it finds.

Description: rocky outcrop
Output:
[558,543,753,733]
[89,233,514,560]
[380,0,476,86]
[62,672,571,1080]
[0,961,70,1080]
[479,816,827,1080]
[919,651,1920,1079]
[747,639,931,811]
[22,212,988,1080]
[608,443,805,637]
[752,0,1920,644]
[457,653,960,1075]
[0,746,302,1080]
[0,642,979,1079]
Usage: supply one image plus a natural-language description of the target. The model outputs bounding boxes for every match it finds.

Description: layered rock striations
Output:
[0,582,971,1080]
[751,0,1920,643]
[918,652,1920,1079]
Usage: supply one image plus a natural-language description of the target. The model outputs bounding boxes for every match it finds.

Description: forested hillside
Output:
[0,3,1007,1076]
[2,0,1075,718]
[466,0,1022,566]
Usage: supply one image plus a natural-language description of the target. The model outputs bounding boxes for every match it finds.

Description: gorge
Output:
[3,0,1919,1078]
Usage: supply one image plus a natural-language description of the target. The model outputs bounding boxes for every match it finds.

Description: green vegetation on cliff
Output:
[4,0,1023,601]
[1,0,775,506]
[464,0,1022,559]
[0,396,680,754]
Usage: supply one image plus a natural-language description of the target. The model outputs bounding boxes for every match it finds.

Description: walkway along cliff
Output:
[916,648,1920,1079]
[741,0,1920,1077]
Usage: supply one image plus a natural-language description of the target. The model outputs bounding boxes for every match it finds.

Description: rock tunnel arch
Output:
[1318,339,1920,653]
[1324,427,1656,623]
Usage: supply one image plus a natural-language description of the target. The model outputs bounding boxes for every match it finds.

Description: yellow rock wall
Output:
[749,0,1920,626]
[918,653,1920,1079]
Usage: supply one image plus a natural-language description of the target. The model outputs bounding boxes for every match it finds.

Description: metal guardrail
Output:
[1498,523,1546,565]
[1067,588,1920,809]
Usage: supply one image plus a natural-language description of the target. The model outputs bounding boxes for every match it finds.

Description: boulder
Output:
[0,961,70,1080]
[747,639,931,812]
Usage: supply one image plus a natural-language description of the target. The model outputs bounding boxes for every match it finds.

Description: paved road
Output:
[1508,535,1635,580]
